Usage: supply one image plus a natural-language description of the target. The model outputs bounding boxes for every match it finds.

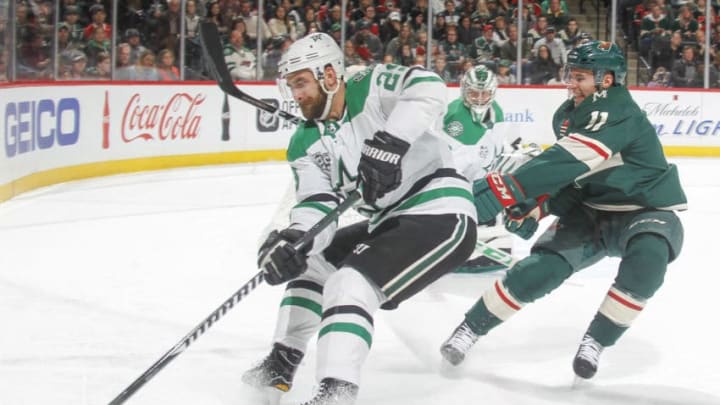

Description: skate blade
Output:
[262,386,284,405]
[571,375,590,389]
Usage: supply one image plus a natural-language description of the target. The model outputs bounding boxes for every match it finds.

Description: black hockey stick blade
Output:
[199,22,301,125]
[107,191,361,405]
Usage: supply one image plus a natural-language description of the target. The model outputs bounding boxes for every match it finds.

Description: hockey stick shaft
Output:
[108,191,362,404]
[199,22,301,125]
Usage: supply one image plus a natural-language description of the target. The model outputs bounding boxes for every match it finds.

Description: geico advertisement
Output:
[1,87,86,184]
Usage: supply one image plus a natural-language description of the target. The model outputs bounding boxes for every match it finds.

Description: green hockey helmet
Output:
[565,40,627,86]
[461,65,497,123]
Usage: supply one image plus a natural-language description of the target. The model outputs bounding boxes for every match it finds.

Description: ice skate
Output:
[440,321,480,366]
[299,377,359,405]
[573,334,604,379]
[242,342,304,393]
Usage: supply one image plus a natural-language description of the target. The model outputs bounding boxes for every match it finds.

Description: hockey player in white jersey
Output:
[445,65,541,273]
[242,33,477,404]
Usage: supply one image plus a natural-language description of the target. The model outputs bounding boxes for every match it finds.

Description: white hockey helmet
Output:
[278,32,345,82]
[461,65,498,123]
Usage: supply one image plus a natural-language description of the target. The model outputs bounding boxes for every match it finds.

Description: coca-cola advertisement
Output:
[105,91,207,148]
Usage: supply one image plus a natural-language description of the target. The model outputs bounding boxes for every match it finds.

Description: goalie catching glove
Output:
[358,131,410,204]
[504,195,550,239]
[258,229,313,286]
[472,173,527,224]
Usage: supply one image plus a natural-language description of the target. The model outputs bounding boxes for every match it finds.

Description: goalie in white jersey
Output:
[243,33,477,404]
[445,65,541,273]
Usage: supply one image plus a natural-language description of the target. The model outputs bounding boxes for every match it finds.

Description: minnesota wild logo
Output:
[597,41,613,51]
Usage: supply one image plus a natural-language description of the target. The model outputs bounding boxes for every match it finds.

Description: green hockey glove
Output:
[504,195,550,240]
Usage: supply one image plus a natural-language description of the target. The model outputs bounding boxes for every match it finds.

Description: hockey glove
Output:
[504,195,550,240]
[473,172,526,224]
[358,131,410,204]
[257,229,313,286]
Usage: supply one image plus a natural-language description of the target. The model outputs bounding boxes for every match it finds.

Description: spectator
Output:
[652,29,683,72]
[385,23,417,62]
[352,19,383,63]
[84,23,111,67]
[205,1,229,38]
[343,39,366,70]
[647,65,671,87]
[639,3,672,58]
[491,15,510,45]
[433,55,454,82]
[115,43,131,72]
[125,28,148,65]
[470,24,499,63]
[262,34,293,79]
[514,3,538,38]
[440,25,468,76]
[83,4,111,42]
[185,0,203,73]
[268,5,298,40]
[498,24,533,71]
[239,0,271,45]
[529,44,559,84]
[433,14,448,42]
[495,58,517,84]
[560,18,588,50]
[471,2,492,26]
[380,11,403,44]
[57,23,82,54]
[329,23,343,45]
[694,29,715,62]
[17,29,52,79]
[545,0,570,31]
[87,51,111,79]
[671,45,701,87]
[156,49,180,80]
[457,15,478,46]
[671,5,698,41]
[360,5,381,36]
[63,5,85,45]
[438,0,462,26]
[62,49,89,80]
[224,28,256,80]
[527,15,550,45]
[532,25,567,66]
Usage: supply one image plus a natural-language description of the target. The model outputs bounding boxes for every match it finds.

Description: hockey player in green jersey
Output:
[445,65,541,273]
[243,33,477,404]
[440,41,687,380]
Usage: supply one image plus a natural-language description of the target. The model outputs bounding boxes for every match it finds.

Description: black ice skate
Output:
[300,377,359,405]
[242,342,304,393]
[573,334,604,379]
[440,321,480,366]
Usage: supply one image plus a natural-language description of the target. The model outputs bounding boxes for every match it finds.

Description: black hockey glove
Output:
[357,131,410,204]
[257,229,313,286]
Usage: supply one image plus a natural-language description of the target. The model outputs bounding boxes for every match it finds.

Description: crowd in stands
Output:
[624,0,720,86]
[1,0,597,84]
[1,0,717,87]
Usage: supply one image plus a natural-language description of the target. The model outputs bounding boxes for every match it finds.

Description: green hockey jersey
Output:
[514,85,687,211]
[285,64,477,254]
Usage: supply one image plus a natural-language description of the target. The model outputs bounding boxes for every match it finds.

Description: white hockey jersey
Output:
[286,64,477,255]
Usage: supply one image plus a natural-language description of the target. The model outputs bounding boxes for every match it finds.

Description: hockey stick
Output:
[199,22,301,125]
[108,191,362,405]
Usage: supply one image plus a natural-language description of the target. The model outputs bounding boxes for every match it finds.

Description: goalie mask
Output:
[277,33,345,120]
[461,65,497,123]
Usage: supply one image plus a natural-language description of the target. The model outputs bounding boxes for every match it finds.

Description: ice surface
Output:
[0,159,717,405]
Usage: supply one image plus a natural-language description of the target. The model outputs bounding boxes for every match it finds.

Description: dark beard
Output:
[301,90,328,120]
